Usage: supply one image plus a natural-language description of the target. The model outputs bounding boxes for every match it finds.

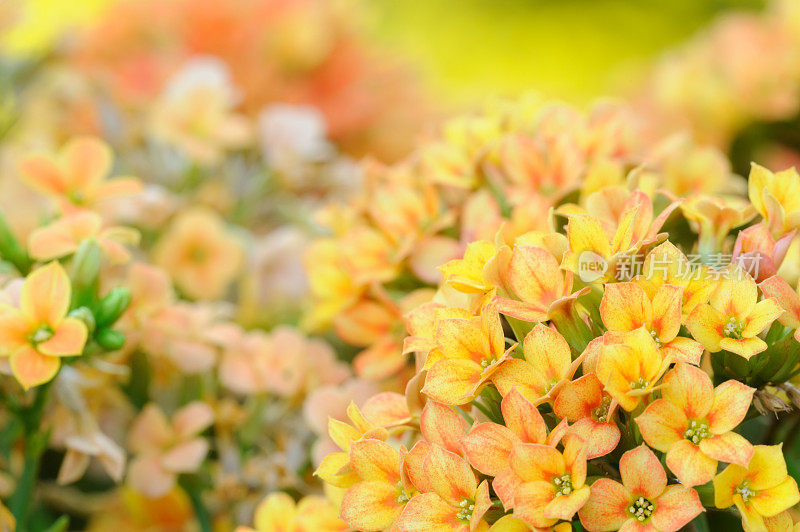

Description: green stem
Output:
[9,381,53,530]
[180,476,212,532]
[0,210,31,274]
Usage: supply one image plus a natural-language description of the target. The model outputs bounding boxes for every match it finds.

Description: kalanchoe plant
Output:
[311,154,800,531]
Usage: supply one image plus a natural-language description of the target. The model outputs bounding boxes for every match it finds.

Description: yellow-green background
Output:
[4,0,766,106]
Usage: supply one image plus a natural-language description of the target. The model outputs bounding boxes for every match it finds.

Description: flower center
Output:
[592,396,612,423]
[629,377,650,391]
[553,474,573,497]
[28,325,54,345]
[724,317,745,339]
[480,357,496,370]
[736,481,756,503]
[684,419,711,444]
[628,496,655,522]
[455,498,475,522]
[395,481,413,504]
[68,189,86,205]
[649,329,662,348]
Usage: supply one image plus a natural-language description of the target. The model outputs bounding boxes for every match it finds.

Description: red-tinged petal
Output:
[10,346,60,390]
[566,214,612,261]
[600,282,651,332]
[522,324,571,382]
[581,337,604,375]
[711,268,757,320]
[553,373,603,422]
[665,440,718,487]
[461,423,517,476]
[577,478,631,531]
[544,485,590,521]
[510,443,565,483]
[513,481,558,529]
[760,275,800,328]
[699,432,754,467]
[659,337,704,366]
[569,419,620,459]
[493,468,521,510]
[37,317,87,357]
[661,363,714,420]
[618,520,657,532]
[706,379,755,435]
[396,492,466,532]
[362,392,412,428]
[718,336,767,360]
[492,359,542,403]
[620,445,666,499]
[750,477,800,518]
[506,246,565,310]
[424,445,477,505]
[421,401,468,455]
[405,441,433,493]
[763,511,793,532]
[471,480,492,531]
[563,434,588,488]
[434,317,491,362]
[651,284,683,343]
[422,358,483,405]
[650,485,704,532]
[635,399,687,452]
[685,304,726,352]
[742,298,784,337]
[502,387,548,444]
[354,339,406,381]
[493,297,548,323]
[350,439,401,482]
[481,301,506,358]
[20,262,71,325]
[160,439,208,473]
[341,480,404,531]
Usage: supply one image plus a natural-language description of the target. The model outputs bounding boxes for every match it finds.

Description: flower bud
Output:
[95,329,126,351]
[70,240,102,307]
[754,390,791,416]
[94,287,132,328]
[67,306,96,335]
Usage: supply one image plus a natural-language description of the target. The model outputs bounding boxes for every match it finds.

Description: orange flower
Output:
[18,136,141,213]
[28,211,140,264]
[152,208,244,300]
[636,363,754,487]
[680,194,757,259]
[685,266,783,360]
[596,327,670,412]
[600,282,703,365]
[759,274,800,343]
[578,445,703,531]
[553,373,620,459]
[487,245,587,323]
[732,222,795,282]
[634,242,717,319]
[235,492,347,532]
[714,444,800,532]
[461,388,567,510]
[421,302,515,405]
[0,262,88,389]
[510,435,590,528]
[127,402,214,498]
[339,438,419,531]
[397,445,492,532]
[492,324,583,404]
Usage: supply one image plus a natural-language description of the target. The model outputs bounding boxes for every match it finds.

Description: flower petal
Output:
[620,445,666,499]
[699,432,754,468]
[350,439,401,483]
[707,379,755,435]
[461,423,517,476]
[750,477,800,519]
[10,346,60,389]
[37,317,87,357]
[422,358,483,405]
[600,282,651,332]
[665,439,718,487]
[742,298,783,338]
[424,445,477,505]
[513,480,558,529]
[577,478,630,532]
[636,399,687,452]
[502,387,548,444]
[685,303,726,353]
[650,485,704,531]
[421,401,468,455]
[20,262,71,326]
[661,363,714,420]
[341,480,404,531]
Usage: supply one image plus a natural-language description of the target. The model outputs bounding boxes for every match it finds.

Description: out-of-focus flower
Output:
[152,208,244,300]
[18,136,141,214]
[28,210,140,264]
[235,492,347,532]
[127,401,213,498]
[149,57,252,166]
[0,262,88,389]
[748,163,800,237]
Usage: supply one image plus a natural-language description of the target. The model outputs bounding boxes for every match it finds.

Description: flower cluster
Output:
[313,132,800,530]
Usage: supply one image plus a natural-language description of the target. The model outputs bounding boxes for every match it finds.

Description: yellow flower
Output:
[748,163,800,236]
[0,262,88,389]
[153,208,244,301]
[714,444,800,532]
[235,492,347,532]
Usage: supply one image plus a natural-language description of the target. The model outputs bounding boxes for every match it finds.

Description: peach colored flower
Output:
[127,402,214,498]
